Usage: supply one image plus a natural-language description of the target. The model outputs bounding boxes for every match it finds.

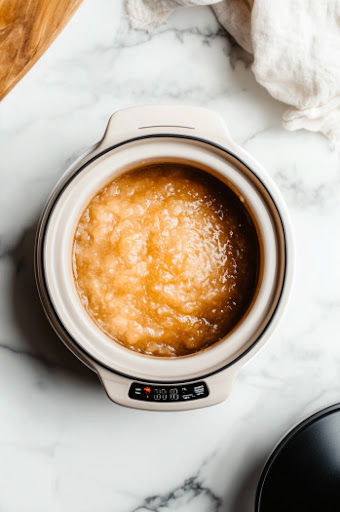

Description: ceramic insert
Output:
[72,163,259,357]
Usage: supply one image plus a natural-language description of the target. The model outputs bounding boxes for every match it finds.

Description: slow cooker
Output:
[35,104,293,410]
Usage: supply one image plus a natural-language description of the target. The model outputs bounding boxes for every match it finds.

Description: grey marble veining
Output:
[1,0,340,511]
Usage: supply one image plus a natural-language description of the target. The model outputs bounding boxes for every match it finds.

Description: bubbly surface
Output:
[73,164,259,357]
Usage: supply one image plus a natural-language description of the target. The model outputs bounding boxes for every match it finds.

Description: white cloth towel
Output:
[127,0,340,148]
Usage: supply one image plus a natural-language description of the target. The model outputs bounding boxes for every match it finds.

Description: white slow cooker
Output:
[35,105,293,410]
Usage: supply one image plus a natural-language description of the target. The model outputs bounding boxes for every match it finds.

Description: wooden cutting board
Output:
[0,0,83,100]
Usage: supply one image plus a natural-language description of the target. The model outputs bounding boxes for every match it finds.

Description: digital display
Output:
[128,381,209,402]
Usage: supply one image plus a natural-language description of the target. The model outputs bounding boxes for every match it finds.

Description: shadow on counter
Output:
[227,455,265,512]
[10,221,98,389]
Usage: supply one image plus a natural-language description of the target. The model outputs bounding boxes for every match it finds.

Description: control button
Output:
[194,384,205,395]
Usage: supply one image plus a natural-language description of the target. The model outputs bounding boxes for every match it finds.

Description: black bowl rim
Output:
[255,403,340,511]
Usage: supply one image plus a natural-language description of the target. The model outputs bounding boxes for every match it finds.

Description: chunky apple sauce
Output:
[73,163,259,357]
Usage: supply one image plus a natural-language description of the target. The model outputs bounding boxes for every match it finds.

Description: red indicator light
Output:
[144,387,151,393]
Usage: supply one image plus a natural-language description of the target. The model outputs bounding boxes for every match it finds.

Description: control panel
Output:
[128,381,209,402]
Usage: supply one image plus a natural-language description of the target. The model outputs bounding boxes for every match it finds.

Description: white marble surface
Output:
[1,1,340,510]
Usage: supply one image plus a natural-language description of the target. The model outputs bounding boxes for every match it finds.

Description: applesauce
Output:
[73,163,259,357]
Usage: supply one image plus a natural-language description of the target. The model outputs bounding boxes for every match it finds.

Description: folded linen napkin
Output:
[127,0,340,149]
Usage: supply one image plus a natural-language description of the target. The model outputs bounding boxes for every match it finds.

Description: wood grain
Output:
[0,0,83,100]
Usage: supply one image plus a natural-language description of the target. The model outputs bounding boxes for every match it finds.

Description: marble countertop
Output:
[1,0,340,510]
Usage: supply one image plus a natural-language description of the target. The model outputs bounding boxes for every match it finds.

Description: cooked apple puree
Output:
[73,164,259,357]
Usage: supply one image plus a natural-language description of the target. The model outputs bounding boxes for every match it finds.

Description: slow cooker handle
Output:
[97,104,235,150]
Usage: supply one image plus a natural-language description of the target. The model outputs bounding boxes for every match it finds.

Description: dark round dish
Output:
[256,404,340,512]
